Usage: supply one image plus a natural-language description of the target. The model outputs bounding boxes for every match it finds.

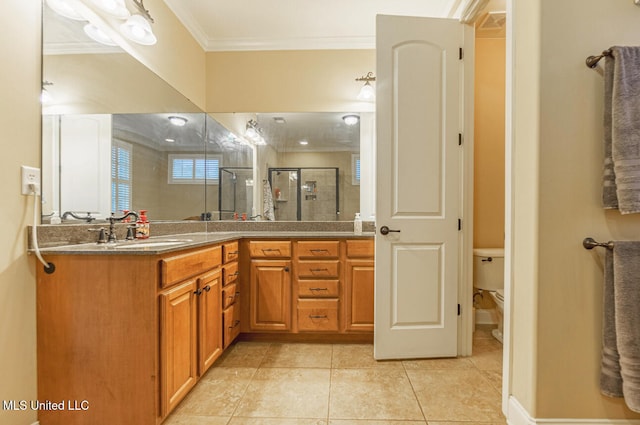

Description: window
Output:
[111,140,132,213]
[168,154,221,184]
[351,154,361,185]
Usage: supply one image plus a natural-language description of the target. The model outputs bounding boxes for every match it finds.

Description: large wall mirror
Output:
[42,2,369,223]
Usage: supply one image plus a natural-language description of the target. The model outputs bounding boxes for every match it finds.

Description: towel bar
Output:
[586,49,612,69]
[583,237,614,250]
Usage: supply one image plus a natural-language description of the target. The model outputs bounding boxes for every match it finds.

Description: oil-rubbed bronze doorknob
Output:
[380,226,401,235]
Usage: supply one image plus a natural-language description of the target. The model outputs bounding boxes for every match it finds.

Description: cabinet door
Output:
[198,269,223,376]
[344,259,375,332]
[160,278,198,416]
[249,259,292,331]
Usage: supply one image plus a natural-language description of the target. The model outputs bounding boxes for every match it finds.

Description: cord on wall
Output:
[29,184,55,274]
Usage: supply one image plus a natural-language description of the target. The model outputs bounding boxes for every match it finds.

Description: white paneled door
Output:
[374,15,468,359]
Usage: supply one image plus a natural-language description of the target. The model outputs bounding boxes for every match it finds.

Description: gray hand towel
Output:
[603,47,640,214]
[601,241,640,412]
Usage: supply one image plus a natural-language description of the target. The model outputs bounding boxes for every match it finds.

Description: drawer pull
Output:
[233,271,240,276]
[228,251,238,255]
[229,320,241,329]
[262,248,281,253]
[310,249,330,254]
[309,287,329,291]
[308,315,328,319]
[310,268,329,272]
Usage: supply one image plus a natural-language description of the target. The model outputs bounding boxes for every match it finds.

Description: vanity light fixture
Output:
[168,116,188,126]
[356,71,376,101]
[89,0,130,19]
[40,81,54,104]
[46,0,85,20]
[83,23,118,46]
[120,14,157,45]
[245,119,266,145]
[342,114,360,126]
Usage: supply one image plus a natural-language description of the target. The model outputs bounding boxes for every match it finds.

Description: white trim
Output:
[504,0,514,415]
[205,36,375,52]
[507,396,640,425]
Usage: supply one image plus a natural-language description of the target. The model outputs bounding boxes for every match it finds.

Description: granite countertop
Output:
[34,231,375,255]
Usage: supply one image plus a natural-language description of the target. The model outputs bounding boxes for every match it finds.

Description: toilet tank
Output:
[473,248,505,291]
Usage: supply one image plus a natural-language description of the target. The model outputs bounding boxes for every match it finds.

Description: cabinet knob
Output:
[203,285,211,292]
[284,267,290,272]
[194,288,202,295]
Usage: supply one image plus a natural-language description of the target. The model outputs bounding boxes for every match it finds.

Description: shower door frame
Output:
[267,167,340,221]
[218,166,252,220]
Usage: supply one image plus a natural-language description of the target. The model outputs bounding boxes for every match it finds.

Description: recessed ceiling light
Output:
[299,140,309,145]
[273,117,286,124]
[168,116,188,126]
[342,114,359,126]
[165,138,175,143]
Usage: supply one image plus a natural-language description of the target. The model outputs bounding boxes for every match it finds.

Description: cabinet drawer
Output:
[297,280,339,298]
[249,241,291,258]
[161,246,222,288]
[346,240,374,258]
[223,241,239,264]
[222,283,239,309]
[223,300,241,348]
[297,299,339,332]
[223,262,239,286]
[297,260,339,278]
[297,241,339,258]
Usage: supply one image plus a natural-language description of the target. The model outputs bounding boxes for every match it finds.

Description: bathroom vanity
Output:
[35,231,373,425]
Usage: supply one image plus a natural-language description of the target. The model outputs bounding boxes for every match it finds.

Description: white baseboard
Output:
[507,396,640,425]
[475,307,497,325]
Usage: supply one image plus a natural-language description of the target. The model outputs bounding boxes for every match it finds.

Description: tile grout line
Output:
[401,359,429,425]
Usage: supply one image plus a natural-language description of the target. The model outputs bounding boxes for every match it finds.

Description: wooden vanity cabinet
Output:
[295,240,341,332]
[222,241,241,347]
[159,246,223,417]
[247,241,292,331]
[344,240,375,332]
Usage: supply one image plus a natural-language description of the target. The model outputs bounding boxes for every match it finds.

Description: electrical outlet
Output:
[21,165,41,195]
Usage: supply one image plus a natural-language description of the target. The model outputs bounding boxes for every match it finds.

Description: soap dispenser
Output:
[354,212,362,235]
[136,210,149,239]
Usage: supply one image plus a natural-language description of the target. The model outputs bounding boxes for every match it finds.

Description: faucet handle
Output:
[126,225,137,240]
[88,227,108,244]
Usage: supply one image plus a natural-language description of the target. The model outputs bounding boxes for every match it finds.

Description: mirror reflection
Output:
[42,2,363,223]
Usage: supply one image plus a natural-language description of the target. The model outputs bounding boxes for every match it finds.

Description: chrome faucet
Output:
[107,211,139,243]
[61,211,96,223]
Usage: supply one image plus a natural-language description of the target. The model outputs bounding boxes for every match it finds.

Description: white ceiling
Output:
[163,0,467,51]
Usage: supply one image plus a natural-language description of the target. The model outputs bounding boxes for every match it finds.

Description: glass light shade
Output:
[90,0,130,19]
[46,0,86,20]
[342,115,359,126]
[245,127,258,139]
[168,116,188,126]
[120,14,157,45]
[357,82,375,101]
[84,23,118,46]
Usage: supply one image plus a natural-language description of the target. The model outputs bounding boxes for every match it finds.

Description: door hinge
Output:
[459,48,463,60]
[458,133,463,146]
[458,219,462,231]
[458,304,461,316]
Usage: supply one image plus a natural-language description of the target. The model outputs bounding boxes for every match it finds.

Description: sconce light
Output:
[90,0,130,19]
[84,22,118,46]
[342,114,360,126]
[245,119,266,145]
[40,81,54,104]
[356,71,376,101]
[168,116,188,126]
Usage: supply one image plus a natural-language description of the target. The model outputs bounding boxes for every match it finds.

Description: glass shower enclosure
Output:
[218,167,253,220]
[268,167,339,221]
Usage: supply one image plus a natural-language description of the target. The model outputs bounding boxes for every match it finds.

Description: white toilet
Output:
[473,248,505,343]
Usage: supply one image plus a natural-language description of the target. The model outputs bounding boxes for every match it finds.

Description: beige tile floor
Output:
[165,326,505,425]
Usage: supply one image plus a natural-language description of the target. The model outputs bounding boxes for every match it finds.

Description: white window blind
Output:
[111,140,132,213]
[352,154,361,185]
[169,154,221,184]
